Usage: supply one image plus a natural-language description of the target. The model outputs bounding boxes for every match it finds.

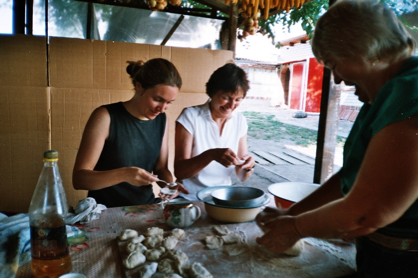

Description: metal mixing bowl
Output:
[211,187,265,208]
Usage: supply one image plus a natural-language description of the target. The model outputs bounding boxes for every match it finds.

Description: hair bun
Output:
[126,60,144,77]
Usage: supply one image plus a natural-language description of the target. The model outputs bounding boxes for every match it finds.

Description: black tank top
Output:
[88,102,166,207]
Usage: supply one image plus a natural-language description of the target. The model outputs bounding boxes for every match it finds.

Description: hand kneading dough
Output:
[124,250,146,269]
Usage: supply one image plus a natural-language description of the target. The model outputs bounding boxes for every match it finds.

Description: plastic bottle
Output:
[28,150,72,277]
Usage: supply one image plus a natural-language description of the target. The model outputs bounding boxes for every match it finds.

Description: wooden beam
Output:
[228,3,238,52]
[161,15,185,46]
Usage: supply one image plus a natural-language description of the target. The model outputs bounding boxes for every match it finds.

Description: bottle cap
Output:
[43,150,59,160]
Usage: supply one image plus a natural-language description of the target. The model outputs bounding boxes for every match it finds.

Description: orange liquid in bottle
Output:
[30,219,72,277]
[31,254,72,278]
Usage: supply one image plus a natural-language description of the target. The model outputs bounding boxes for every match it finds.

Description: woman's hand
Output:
[158,181,189,201]
[256,215,302,254]
[212,148,241,167]
[124,167,158,186]
[256,206,288,230]
[235,154,255,181]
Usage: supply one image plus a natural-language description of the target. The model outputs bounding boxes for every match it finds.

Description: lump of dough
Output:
[189,262,213,278]
[171,228,186,240]
[127,241,147,253]
[146,227,164,237]
[145,247,166,261]
[138,262,158,278]
[221,232,242,244]
[131,235,145,244]
[163,236,179,250]
[205,235,223,250]
[152,272,182,278]
[158,258,175,274]
[213,225,231,235]
[123,250,146,269]
[283,239,304,256]
[144,235,163,248]
[119,229,138,241]
[166,249,189,275]
[224,243,247,256]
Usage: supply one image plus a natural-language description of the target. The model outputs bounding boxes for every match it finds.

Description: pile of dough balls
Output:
[118,227,213,277]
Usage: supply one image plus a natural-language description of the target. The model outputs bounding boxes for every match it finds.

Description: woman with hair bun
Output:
[73,58,187,207]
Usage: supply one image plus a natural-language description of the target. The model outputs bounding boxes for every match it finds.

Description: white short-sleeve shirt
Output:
[176,101,248,200]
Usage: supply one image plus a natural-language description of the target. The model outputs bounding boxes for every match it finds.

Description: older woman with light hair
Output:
[256,0,418,277]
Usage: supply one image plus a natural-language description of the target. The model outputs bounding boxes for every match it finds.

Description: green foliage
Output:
[259,0,328,43]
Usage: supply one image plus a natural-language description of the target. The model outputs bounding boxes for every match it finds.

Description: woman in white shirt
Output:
[174,63,255,200]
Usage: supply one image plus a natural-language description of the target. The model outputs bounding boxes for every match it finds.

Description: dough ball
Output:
[205,235,224,250]
[119,229,138,241]
[127,241,147,253]
[171,228,186,240]
[123,250,146,269]
[138,262,158,278]
[221,232,242,244]
[144,235,163,248]
[145,247,165,261]
[146,227,164,237]
[189,262,213,278]
[158,258,175,274]
[163,236,179,250]
[213,225,231,235]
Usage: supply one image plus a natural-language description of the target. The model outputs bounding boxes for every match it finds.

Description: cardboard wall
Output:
[0,35,233,213]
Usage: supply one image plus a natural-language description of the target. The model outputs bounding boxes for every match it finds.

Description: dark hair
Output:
[205,63,250,98]
[126,58,182,90]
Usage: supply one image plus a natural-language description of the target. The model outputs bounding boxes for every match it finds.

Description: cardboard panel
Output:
[0,35,47,87]
[171,47,234,93]
[0,86,49,213]
[49,37,107,89]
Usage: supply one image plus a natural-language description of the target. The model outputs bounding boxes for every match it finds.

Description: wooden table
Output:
[17,202,356,277]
